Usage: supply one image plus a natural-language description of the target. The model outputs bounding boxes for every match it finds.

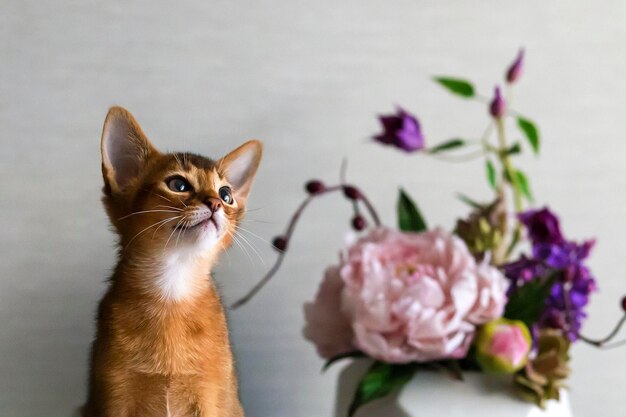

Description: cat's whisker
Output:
[152,216,182,238]
[124,216,181,251]
[146,191,175,205]
[234,235,256,266]
[244,207,266,213]
[232,228,265,265]
[240,218,279,225]
[175,219,189,248]
[154,205,184,212]
[234,225,272,245]
[163,217,187,251]
[232,232,270,265]
[118,209,181,221]
[226,229,255,266]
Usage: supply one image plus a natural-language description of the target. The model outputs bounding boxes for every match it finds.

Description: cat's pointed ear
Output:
[100,106,159,194]
[219,140,263,204]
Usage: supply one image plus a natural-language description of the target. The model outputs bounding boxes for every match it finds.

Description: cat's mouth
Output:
[175,216,219,232]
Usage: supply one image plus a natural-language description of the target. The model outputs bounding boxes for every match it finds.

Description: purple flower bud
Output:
[506,48,525,84]
[489,86,506,119]
[374,107,425,152]
[342,185,360,200]
[305,180,325,195]
[621,295,626,312]
[351,215,367,231]
[272,236,288,252]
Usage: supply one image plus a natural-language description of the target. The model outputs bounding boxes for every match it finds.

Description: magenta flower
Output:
[506,48,525,84]
[374,108,425,152]
[303,228,508,363]
[489,86,506,119]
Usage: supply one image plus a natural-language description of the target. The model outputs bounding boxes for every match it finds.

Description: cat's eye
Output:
[166,176,193,193]
[219,186,233,205]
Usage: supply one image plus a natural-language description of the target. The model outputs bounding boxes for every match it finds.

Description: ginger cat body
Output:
[85,107,262,417]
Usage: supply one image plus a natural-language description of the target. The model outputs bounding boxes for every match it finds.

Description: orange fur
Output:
[84,107,262,417]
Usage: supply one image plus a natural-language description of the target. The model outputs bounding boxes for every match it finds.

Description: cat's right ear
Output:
[100,106,159,194]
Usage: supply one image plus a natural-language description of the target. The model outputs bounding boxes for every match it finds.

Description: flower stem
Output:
[496,118,523,212]
[490,118,524,263]
[578,312,626,349]
[562,285,626,349]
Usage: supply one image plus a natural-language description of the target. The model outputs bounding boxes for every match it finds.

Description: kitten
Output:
[84,107,262,417]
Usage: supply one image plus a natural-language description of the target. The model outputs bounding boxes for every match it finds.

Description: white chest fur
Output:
[155,252,208,301]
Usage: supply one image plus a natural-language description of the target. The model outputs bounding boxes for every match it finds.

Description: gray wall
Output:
[1,1,625,416]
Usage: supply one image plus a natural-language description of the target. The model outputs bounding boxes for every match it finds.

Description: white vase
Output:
[334,359,573,417]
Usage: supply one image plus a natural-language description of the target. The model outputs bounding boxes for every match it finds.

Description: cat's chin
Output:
[183,223,224,254]
[155,222,223,258]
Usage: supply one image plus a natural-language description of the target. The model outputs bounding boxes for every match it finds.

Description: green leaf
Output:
[349,361,418,417]
[433,77,475,98]
[504,276,556,327]
[322,351,366,372]
[456,193,483,210]
[515,170,533,202]
[397,189,428,232]
[429,139,465,153]
[517,117,540,155]
[486,160,497,190]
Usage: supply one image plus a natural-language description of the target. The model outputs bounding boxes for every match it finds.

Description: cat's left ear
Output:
[219,140,263,204]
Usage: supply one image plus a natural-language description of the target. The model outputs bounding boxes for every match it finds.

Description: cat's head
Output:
[100,106,262,259]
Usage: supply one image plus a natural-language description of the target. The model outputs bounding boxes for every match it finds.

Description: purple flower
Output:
[533,240,595,269]
[506,48,525,84]
[503,256,547,290]
[541,271,594,341]
[489,87,506,119]
[504,207,597,342]
[519,207,564,245]
[374,107,425,152]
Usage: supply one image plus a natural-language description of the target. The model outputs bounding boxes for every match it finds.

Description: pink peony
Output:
[303,227,508,363]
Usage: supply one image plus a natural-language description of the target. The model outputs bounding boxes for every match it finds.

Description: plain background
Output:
[1,1,625,416]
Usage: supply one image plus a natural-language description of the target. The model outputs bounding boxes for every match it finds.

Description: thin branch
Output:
[230,183,381,309]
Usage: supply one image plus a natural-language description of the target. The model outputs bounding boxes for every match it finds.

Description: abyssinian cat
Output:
[84,107,262,417]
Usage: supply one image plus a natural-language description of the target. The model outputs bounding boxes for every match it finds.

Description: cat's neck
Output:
[114,247,219,303]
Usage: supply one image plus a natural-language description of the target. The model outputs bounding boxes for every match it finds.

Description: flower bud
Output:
[506,48,525,84]
[489,86,506,119]
[343,185,360,200]
[373,107,425,152]
[621,295,626,312]
[272,236,288,252]
[305,180,325,195]
[351,215,367,231]
[476,318,531,374]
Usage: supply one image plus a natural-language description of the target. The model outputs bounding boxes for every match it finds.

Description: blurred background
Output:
[2,1,625,416]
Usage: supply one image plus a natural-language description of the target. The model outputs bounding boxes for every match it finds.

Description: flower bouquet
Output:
[233,50,626,416]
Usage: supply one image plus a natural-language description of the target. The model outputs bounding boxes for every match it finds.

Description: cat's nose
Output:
[204,197,222,213]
